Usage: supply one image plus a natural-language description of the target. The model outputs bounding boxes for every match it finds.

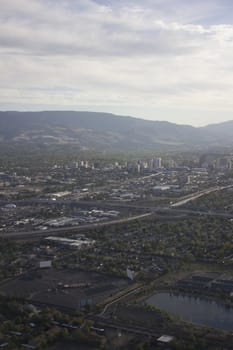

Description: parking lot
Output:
[0,268,130,311]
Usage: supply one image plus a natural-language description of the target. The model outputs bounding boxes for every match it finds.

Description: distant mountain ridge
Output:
[0,111,232,151]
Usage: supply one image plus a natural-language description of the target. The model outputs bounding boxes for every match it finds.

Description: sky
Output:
[1,0,233,126]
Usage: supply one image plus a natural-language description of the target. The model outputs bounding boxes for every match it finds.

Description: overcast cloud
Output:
[1,0,233,125]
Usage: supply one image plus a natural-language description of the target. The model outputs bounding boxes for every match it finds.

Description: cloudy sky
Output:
[1,0,233,126]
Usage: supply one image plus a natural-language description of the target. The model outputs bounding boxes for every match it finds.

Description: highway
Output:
[1,207,233,241]
[1,184,232,211]
[1,184,233,240]
[0,212,152,240]
[171,184,233,208]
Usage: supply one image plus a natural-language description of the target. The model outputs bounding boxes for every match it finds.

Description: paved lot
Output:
[0,268,130,310]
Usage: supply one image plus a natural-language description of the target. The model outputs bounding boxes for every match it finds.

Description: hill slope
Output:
[0,111,231,151]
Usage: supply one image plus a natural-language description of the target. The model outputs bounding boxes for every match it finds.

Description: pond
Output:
[147,292,233,331]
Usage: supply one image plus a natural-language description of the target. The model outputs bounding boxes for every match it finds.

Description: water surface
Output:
[147,292,233,331]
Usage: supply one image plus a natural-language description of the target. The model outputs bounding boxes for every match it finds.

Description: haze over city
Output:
[1,0,233,126]
[1,2,233,348]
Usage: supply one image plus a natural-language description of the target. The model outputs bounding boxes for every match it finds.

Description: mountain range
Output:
[0,111,233,152]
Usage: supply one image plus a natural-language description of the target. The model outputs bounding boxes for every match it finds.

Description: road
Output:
[99,285,144,317]
[0,212,152,240]
[88,318,162,338]
[1,184,232,211]
[1,184,233,240]
[1,207,233,241]
[1,206,233,241]
[140,172,163,180]
[171,185,233,208]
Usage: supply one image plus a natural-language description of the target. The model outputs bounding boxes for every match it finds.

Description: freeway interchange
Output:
[1,184,233,240]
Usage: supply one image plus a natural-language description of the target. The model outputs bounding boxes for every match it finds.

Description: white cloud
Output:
[1,0,233,125]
